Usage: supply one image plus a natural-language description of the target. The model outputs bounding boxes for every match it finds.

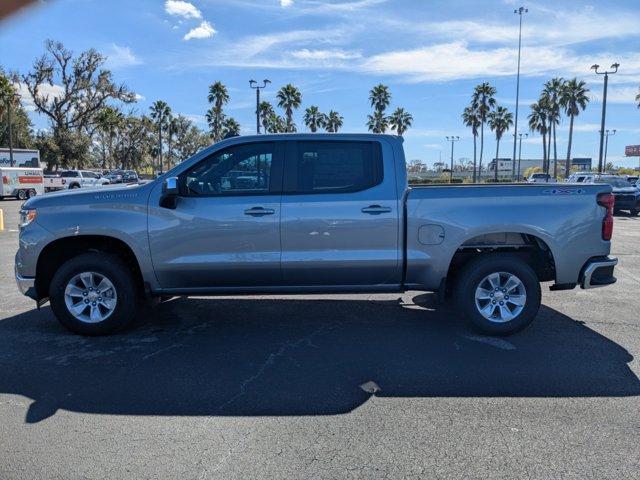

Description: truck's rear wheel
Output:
[17,189,27,200]
[27,189,37,198]
[454,254,541,335]
[49,252,138,335]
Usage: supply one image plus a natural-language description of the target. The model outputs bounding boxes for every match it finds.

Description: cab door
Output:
[280,140,401,287]
[147,142,284,289]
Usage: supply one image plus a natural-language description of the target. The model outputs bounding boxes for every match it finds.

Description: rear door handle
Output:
[361,205,392,215]
[244,207,275,216]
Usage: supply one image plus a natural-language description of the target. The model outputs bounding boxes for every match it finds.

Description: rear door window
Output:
[287,141,383,194]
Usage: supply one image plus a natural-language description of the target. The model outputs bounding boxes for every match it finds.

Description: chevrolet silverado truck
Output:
[15,134,618,336]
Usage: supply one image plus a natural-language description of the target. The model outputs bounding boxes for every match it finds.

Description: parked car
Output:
[16,134,618,336]
[0,167,44,200]
[589,175,640,216]
[123,170,139,183]
[565,172,593,183]
[44,170,110,192]
[105,170,125,184]
[527,173,554,183]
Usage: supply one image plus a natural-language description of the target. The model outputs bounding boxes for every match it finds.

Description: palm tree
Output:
[304,106,326,132]
[149,100,171,173]
[636,86,640,108]
[95,107,123,169]
[471,82,497,178]
[207,81,230,142]
[528,101,549,173]
[389,107,413,136]
[462,105,481,182]
[366,111,389,133]
[369,84,391,113]
[543,78,564,178]
[166,115,179,170]
[258,101,274,133]
[276,84,302,132]
[325,110,344,133]
[488,106,514,181]
[560,78,589,178]
[222,117,240,138]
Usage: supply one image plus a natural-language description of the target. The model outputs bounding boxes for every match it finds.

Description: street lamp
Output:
[513,132,528,181]
[511,6,528,181]
[592,62,619,174]
[0,91,21,167]
[446,136,460,182]
[249,79,270,134]
[601,129,616,170]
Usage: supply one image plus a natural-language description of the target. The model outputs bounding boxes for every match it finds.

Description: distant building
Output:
[488,157,592,177]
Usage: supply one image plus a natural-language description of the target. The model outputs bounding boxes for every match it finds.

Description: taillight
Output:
[597,192,614,241]
[2,175,7,185]
[61,179,66,185]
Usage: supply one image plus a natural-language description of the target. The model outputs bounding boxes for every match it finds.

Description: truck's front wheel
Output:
[454,254,541,336]
[49,252,138,335]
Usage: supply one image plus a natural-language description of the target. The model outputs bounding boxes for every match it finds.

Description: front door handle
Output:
[361,205,392,215]
[244,207,275,216]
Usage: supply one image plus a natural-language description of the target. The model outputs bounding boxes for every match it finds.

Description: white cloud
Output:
[183,21,216,40]
[134,93,145,102]
[165,0,202,19]
[290,48,361,60]
[590,85,639,105]
[105,44,142,69]
[14,82,65,112]
[280,0,293,6]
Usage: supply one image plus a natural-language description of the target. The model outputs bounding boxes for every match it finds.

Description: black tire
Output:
[27,189,37,198]
[70,183,80,189]
[454,253,541,336]
[631,208,640,217]
[49,252,138,335]
[17,189,27,200]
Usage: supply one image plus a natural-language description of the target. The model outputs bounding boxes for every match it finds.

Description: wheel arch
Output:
[444,231,557,294]
[35,235,145,300]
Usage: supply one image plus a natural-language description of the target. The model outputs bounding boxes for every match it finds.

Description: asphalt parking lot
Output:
[0,198,639,479]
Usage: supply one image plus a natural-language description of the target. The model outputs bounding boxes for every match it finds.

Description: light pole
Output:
[591,63,619,174]
[511,6,528,181]
[602,129,616,170]
[249,79,270,134]
[1,91,21,167]
[446,136,460,182]
[514,132,528,181]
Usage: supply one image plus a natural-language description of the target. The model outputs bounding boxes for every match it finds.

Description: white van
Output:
[0,167,45,200]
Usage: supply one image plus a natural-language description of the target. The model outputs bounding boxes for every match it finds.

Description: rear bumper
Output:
[580,257,618,289]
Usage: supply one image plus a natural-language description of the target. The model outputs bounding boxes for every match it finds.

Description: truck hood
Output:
[23,183,151,209]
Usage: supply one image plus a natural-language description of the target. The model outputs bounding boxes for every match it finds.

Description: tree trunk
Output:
[472,134,477,183]
[542,131,547,174]
[565,114,575,179]
[546,123,552,175]
[478,122,485,182]
[494,138,500,182]
[158,124,162,174]
[552,122,558,179]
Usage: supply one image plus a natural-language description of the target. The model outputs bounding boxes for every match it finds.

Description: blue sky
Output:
[1,0,640,168]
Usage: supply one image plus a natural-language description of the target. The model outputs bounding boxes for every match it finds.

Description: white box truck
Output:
[0,167,44,200]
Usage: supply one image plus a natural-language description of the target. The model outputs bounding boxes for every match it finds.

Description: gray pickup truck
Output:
[15,134,618,336]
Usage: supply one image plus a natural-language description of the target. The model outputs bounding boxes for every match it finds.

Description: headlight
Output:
[19,208,37,228]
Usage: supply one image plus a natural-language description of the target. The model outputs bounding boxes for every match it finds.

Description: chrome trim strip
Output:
[582,257,618,289]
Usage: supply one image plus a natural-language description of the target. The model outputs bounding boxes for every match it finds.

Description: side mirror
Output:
[160,176,180,209]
